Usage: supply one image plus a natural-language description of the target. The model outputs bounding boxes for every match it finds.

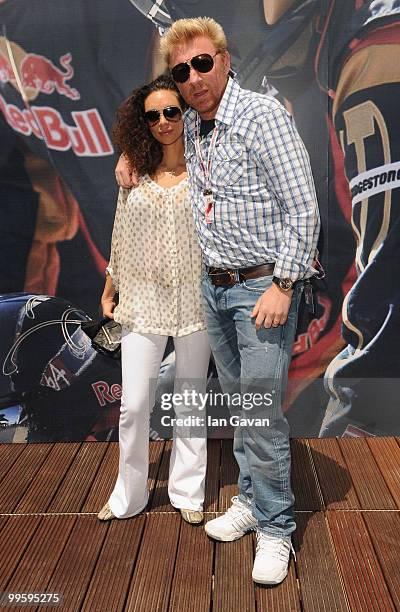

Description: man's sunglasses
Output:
[171,52,220,83]
[144,106,182,126]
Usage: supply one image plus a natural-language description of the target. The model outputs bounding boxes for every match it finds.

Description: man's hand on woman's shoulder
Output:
[115,153,139,188]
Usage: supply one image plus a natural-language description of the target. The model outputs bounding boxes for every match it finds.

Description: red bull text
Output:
[0,94,113,156]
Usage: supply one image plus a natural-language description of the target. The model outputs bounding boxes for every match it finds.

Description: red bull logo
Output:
[0,45,80,100]
[0,40,113,156]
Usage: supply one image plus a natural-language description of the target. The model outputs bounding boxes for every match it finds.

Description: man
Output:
[117,17,320,585]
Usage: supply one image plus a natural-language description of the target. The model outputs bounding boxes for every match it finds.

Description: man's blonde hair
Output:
[160,17,228,65]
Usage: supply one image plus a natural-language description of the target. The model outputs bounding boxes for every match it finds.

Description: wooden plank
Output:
[204,439,220,512]
[338,438,397,509]
[83,441,165,513]
[363,512,400,608]
[37,516,109,612]
[4,516,76,603]
[255,565,300,612]
[0,516,41,586]
[1,438,400,612]
[309,439,360,509]
[367,437,400,508]
[0,444,53,512]
[81,516,146,612]
[213,533,255,612]
[291,439,323,511]
[14,443,80,513]
[81,442,119,512]
[146,440,166,509]
[148,441,166,499]
[327,511,396,611]
[148,440,174,512]
[0,516,9,536]
[219,439,238,511]
[47,442,108,512]
[125,513,181,612]
[168,520,214,612]
[0,443,26,484]
[294,512,349,612]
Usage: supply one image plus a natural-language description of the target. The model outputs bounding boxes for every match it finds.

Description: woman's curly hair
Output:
[112,74,186,177]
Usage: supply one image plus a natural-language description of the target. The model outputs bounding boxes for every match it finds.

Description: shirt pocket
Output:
[184,144,204,193]
[212,142,243,187]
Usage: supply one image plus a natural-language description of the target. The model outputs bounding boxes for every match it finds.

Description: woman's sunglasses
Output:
[171,52,220,83]
[144,106,182,126]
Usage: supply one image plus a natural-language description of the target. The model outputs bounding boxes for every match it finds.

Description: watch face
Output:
[279,278,293,290]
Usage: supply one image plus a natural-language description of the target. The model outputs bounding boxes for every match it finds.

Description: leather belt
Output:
[207,263,275,286]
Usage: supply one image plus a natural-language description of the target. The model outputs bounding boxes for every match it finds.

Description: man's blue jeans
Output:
[202,272,302,538]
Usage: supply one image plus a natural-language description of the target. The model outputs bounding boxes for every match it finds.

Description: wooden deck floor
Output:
[0,438,399,611]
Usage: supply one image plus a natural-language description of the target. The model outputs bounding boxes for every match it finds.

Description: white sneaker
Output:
[252,530,294,585]
[204,496,258,541]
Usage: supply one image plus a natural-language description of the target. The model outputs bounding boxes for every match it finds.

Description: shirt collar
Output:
[184,77,240,136]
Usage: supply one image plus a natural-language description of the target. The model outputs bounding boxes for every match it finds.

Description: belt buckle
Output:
[227,270,236,284]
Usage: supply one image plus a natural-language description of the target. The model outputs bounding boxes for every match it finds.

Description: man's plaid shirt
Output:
[183,77,320,281]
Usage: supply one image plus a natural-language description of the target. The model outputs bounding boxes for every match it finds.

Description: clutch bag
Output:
[81,317,121,359]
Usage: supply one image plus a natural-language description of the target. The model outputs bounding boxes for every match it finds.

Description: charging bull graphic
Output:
[0,45,80,100]
[19,52,80,100]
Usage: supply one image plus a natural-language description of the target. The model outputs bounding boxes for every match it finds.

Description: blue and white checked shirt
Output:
[183,77,320,281]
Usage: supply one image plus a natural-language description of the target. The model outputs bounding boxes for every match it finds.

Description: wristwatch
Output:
[272,276,294,291]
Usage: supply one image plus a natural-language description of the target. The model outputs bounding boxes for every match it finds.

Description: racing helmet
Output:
[0,293,121,442]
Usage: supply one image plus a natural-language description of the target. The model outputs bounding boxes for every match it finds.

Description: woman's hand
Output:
[115,153,139,188]
[101,275,118,318]
[101,294,117,319]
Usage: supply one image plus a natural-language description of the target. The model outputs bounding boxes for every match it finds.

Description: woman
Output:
[98,75,210,524]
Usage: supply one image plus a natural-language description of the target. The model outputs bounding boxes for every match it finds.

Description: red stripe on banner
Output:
[314,0,336,94]
[348,21,400,53]
[288,116,357,399]
[287,262,356,408]
[327,115,353,223]
[77,208,108,275]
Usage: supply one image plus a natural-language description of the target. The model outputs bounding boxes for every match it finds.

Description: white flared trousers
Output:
[108,329,210,517]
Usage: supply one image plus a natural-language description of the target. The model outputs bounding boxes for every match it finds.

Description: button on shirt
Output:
[183,77,320,281]
[107,176,206,337]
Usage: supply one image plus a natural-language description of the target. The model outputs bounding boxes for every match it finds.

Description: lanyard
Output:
[194,115,219,197]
